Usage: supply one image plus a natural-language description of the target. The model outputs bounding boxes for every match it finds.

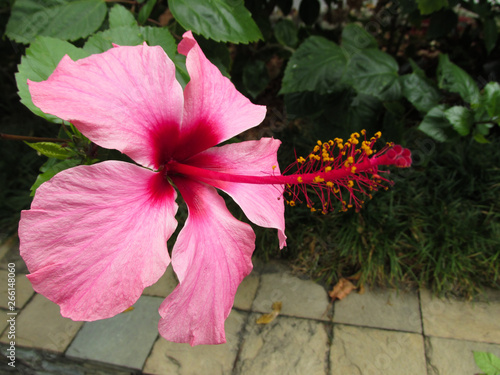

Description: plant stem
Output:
[0,133,67,143]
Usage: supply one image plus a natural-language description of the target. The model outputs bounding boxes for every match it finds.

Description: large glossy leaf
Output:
[401,72,441,112]
[415,0,448,15]
[16,37,91,123]
[417,104,452,142]
[437,54,480,105]
[345,48,401,101]
[168,0,262,43]
[108,4,136,28]
[341,23,378,57]
[280,36,347,95]
[6,0,106,44]
[482,82,500,123]
[444,106,473,136]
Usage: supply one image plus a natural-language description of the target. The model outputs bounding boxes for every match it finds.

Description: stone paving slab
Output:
[421,289,500,344]
[143,309,247,375]
[0,294,83,352]
[330,324,427,375]
[0,235,27,273]
[233,272,260,311]
[333,287,422,333]
[252,273,330,320]
[235,313,329,375]
[0,270,35,310]
[426,336,500,375]
[66,295,163,370]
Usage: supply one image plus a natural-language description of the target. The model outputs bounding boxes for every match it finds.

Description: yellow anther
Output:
[344,156,354,167]
[325,166,332,172]
[351,166,357,174]
[290,200,296,207]
[314,155,321,161]
[329,140,334,146]
[297,176,303,183]
[338,144,344,150]
[347,180,354,188]
[350,138,359,145]
[348,204,353,208]
[374,131,382,138]
[311,208,316,212]
[313,176,325,183]
[272,165,276,170]
[313,145,320,152]
[361,129,366,135]
[351,132,360,138]
[297,156,306,164]
[334,188,340,194]
[309,154,315,160]
[317,140,322,146]
[326,181,334,188]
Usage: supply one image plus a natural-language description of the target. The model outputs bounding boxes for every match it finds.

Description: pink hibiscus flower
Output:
[20,31,286,346]
[19,30,412,346]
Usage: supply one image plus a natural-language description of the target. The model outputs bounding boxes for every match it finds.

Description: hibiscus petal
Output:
[158,178,255,345]
[174,31,267,160]
[19,161,178,320]
[28,44,183,169]
[186,138,287,248]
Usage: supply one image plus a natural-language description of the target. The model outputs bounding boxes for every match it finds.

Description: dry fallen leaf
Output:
[328,278,357,300]
[256,301,282,324]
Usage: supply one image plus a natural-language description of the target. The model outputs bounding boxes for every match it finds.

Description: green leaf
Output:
[482,81,500,122]
[25,142,75,160]
[415,0,448,15]
[474,351,500,374]
[84,25,144,53]
[168,0,262,43]
[484,17,499,55]
[274,19,298,48]
[6,0,106,44]
[417,104,452,142]
[137,0,157,25]
[280,36,347,95]
[139,26,178,58]
[344,48,401,101]
[109,4,137,28]
[242,60,269,98]
[16,36,90,123]
[444,106,473,136]
[30,158,81,196]
[437,54,480,105]
[341,23,378,56]
[402,72,442,112]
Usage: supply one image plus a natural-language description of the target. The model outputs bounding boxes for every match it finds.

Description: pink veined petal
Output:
[173,31,267,161]
[19,161,178,321]
[28,44,183,169]
[186,138,287,248]
[158,177,255,345]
